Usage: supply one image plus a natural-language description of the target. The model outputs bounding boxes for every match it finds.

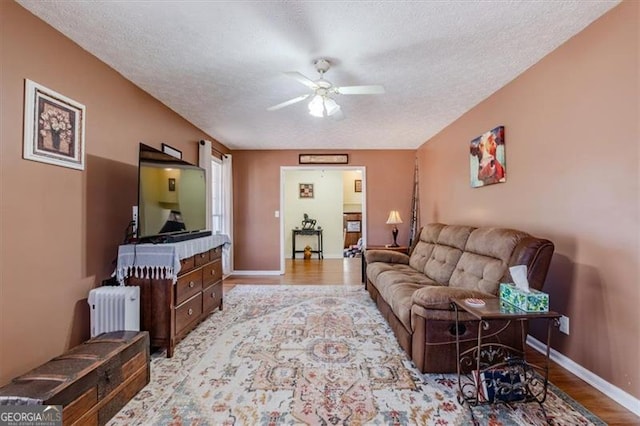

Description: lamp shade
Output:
[308,95,325,117]
[324,97,340,116]
[386,210,403,224]
[308,95,341,118]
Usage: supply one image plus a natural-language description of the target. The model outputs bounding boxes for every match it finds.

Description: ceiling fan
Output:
[267,59,385,118]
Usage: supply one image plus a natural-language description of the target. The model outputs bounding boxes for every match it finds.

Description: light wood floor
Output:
[225,258,640,426]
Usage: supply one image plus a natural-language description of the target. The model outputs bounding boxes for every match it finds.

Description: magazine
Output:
[479,368,526,403]
[472,369,487,402]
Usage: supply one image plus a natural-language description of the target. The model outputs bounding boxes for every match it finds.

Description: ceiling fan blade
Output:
[283,72,318,89]
[266,94,310,111]
[336,85,386,95]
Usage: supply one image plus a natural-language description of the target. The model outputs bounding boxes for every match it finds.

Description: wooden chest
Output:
[0,331,149,425]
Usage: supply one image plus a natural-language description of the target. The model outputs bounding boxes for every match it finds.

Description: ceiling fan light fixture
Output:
[308,95,325,117]
[308,94,341,118]
[269,57,384,117]
[324,97,340,116]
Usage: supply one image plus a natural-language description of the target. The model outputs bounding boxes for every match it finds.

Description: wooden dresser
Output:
[343,212,362,247]
[127,245,223,357]
[0,331,149,426]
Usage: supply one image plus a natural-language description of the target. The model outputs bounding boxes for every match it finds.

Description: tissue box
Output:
[499,283,549,312]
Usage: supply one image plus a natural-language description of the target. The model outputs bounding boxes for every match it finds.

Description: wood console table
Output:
[116,235,230,357]
[292,229,323,259]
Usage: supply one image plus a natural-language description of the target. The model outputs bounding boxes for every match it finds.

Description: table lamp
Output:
[386,210,403,247]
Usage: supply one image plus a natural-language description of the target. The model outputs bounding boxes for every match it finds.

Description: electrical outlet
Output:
[132,206,138,234]
[274,210,280,218]
[559,315,570,335]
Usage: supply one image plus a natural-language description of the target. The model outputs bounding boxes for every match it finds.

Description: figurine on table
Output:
[301,213,317,230]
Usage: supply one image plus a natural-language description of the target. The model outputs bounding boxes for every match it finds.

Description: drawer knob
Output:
[210,270,215,275]
[200,254,205,258]
[188,308,193,315]
[189,281,195,288]
[211,293,215,298]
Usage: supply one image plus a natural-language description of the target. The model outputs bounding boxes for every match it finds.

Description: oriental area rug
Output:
[108,285,604,426]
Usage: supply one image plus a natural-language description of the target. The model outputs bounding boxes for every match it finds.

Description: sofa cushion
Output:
[465,228,528,262]
[423,225,474,284]
[449,228,528,293]
[408,224,445,272]
[366,256,411,284]
[448,253,506,294]
[411,284,497,311]
[365,250,410,265]
[372,268,441,332]
[374,267,438,291]
[386,283,425,332]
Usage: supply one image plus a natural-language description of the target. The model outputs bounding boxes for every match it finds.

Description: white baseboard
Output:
[228,270,283,276]
[527,335,640,417]
[286,254,352,260]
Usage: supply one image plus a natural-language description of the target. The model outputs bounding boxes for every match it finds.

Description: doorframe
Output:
[279,166,367,274]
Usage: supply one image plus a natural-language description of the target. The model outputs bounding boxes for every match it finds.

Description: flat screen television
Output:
[137,143,208,242]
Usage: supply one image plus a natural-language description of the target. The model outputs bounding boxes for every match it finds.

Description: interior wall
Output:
[342,170,363,212]
[284,170,344,259]
[232,150,415,271]
[0,1,227,385]
[416,1,638,399]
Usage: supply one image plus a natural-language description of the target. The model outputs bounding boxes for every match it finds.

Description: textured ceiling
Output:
[17,1,619,150]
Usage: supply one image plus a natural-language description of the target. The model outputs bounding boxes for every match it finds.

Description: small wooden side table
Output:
[452,298,560,425]
[361,245,409,284]
[292,229,323,259]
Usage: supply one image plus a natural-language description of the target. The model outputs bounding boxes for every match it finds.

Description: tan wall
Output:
[417,1,639,398]
[232,150,415,271]
[0,1,226,385]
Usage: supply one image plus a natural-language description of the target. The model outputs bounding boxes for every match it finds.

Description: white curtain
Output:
[221,154,233,274]
[199,140,233,275]
[198,140,214,231]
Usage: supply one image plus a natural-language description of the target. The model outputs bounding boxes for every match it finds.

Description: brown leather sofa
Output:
[365,223,554,373]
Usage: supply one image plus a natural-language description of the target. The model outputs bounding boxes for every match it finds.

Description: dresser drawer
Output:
[210,246,223,261]
[194,250,210,267]
[179,256,196,273]
[203,282,223,314]
[175,293,203,336]
[175,268,202,305]
[203,259,222,286]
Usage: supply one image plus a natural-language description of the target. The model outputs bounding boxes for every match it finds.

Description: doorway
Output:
[279,166,366,274]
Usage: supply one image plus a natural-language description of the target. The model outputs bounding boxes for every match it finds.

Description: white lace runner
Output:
[115,234,231,284]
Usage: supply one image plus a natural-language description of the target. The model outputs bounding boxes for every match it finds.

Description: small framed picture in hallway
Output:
[299,183,314,198]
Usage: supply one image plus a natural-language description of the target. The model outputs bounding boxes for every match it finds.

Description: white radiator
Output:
[88,286,140,337]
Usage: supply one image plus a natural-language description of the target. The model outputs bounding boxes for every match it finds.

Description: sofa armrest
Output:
[411,286,497,310]
[364,249,409,265]
[507,237,554,291]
